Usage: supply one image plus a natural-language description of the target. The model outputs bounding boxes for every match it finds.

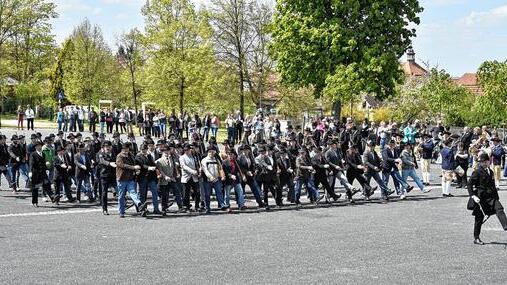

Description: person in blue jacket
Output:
[440,139,456,197]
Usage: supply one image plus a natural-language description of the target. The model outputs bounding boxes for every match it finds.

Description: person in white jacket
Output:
[25,105,35,130]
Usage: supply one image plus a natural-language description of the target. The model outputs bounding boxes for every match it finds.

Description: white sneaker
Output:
[42,197,49,202]
[400,195,406,200]
[82,196,89,201]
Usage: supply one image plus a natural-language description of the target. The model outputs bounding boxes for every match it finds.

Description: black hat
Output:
[36,132,42,138]
[49,134,56,138]
[491,137,501,142]
[422,133,431,138]
[206,145,217,152]
[30,134,37,139]
[146,139,155,145]
[113,132,120,138]
[0,135,6,140]
[268,144,275,151]
[128,132,135,138]
[140,144,149,150]
[167,142,175,149]
[122,142,132,149]
[183,143,192,151]
[443,131,451,135]
[287,125,293,129]
[57,130,64,136]
[67,134,75,139]
[76,133,82,138]
[43,136,51,143]
[102,140,112,147]
[99,133,105,138]
[18,135,25,139]
[77,143,87,149]
[478,153,490,162]
[92,132,99,138]
[11,135,18,141]
[258,147,266,153]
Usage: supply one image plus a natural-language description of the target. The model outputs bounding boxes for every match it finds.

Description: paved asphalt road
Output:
[1,128,507,284]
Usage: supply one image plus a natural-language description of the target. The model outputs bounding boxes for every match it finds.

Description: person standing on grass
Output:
[17,105,24,130]
[56,108,65,131]
[25,105,35,131]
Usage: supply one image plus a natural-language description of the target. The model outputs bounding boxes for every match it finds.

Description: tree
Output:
[270,0,423,117]
[49,39,73,107]
[209,0,256,117]
[118,28,143,118]
[141,0,219,114]
[474,60,507,126]
[63,19,115,109]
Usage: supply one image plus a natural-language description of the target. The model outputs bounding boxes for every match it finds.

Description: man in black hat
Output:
[201,145,227,213]
[325,139,359,200]
[468,152,507,245]
[237,145,264,208]
[135,143,160,215]
[294,147,322,205]
[255,146,280,210]
[311,146,342,201]
[8,135,29,189]
[54,143,75,203]
[116,142,146,218]
[180,143,200,211]
[97,140,117,214]
[111,132,122,159]
[277,146,296,204]
[0,135,15,192]
[74,143,94,202]
[345,143,376,202]
[363,140,393,200]
[29,140,57,207]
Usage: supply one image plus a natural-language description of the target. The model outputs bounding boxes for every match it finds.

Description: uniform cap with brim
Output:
[478,153,490,162]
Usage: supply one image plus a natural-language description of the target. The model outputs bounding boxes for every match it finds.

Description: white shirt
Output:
[25,109,35,119]
[77,109,84,120]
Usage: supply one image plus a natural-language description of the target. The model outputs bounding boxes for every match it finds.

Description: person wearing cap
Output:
[116,142,146,217]
[381,139,412,196]
[8,135,29,189]
[53,143,75,203]
[155,144,182,213]
[419,133,435,186]
[276,146,296,204]
[0,135,15,193]
[325,140,360,200]
[179,143,200,211]
[345,144,376,202]
[490,137,505,187]
[42,137,55,182]
[311,146,342,202]
[468,152,507,245]
[362,141,393,201]
[294,147,322,205]
[237,145,264,208]
[29,140,57,206]
[74,143,95,202]
[400,143,428,199]
[201,146,227,213]
[221,150,246,210]
[97,141,117,215]
[440,139,456,197]
[136,143,161,215]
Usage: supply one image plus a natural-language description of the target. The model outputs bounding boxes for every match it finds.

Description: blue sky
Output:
[51,0,507,76]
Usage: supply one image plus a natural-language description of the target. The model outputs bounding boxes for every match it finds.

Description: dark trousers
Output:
[258,180,281,206]
[32,181,53,204]
[314,174,338,199]
[106,122,113,133]
[89,122,96,132]
[346,170,371,197]
[1,168,14,189]
[159,182,183,211]
[279,174,295,202]
[101,179,117,211]
[27,118,34,130]
[241,176,263,206]
[474,200,507,239]
[457,168,468,187]
[55,177,73,200]
[183,180,200,209]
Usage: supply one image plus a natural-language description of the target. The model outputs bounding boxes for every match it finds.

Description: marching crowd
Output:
[2,111,507,242]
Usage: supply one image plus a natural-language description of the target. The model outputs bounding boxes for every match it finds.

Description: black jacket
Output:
[30,151,48,184]
[53,153,72,182]
[468,164,501,216]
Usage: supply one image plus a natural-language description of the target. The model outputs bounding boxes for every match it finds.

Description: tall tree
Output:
[63,19,114,109]
[209,0,256,117]
[142,0,218,114]
[270,0,423,117]
[118,28,143,118]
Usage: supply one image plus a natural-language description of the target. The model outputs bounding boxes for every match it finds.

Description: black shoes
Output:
[443,194,455,197]
[102,210,109,215]
[332,194,342,202]
[474,238,485,245]
[407,186,414,193]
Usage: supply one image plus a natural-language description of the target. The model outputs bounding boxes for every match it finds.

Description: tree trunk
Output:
[179,76,185,114]
[239,64,245,118]
[130,67,138,123]
[332,100,341,121]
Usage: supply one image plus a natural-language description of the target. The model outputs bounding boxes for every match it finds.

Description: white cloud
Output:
[461,5,507,26]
